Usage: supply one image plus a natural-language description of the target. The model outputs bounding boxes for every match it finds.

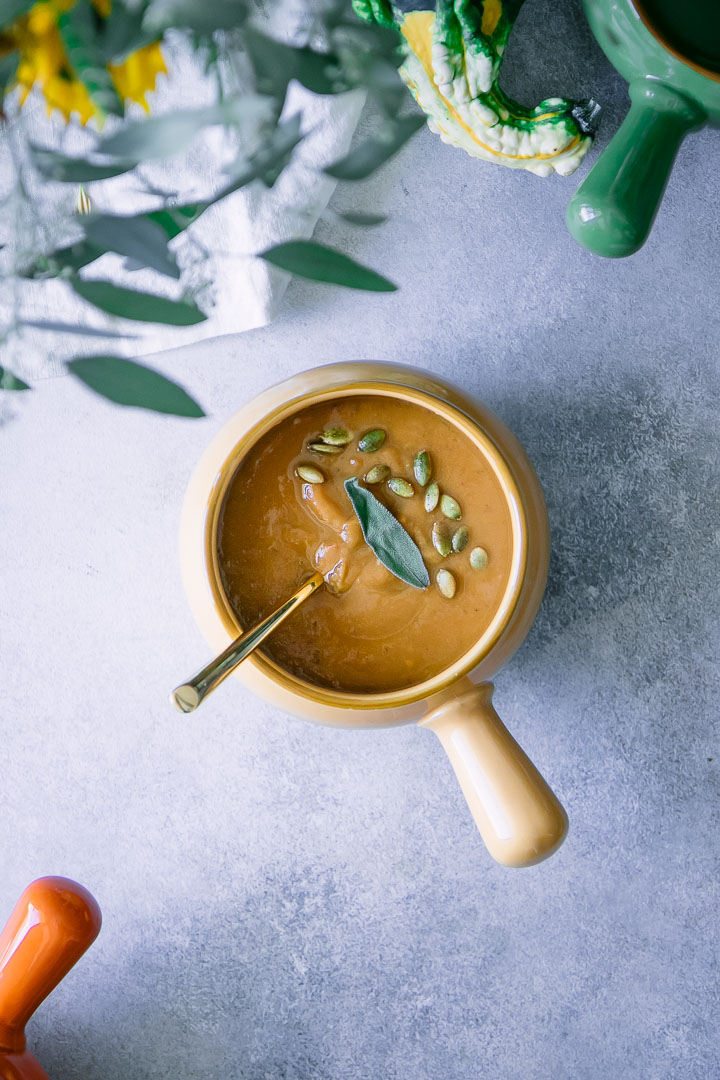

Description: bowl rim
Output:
[199,377,529,711]
[630,0,720,84]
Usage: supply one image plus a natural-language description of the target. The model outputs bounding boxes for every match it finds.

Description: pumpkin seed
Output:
[388,477,414,498]
[364,463,391,484]
[413,449,432,487]
[440,494,461,520]
[436,569,456,599]
[424,481,440,513]
[320,427,351,446]
[358,428,386,453]
[432,521,452,557]
[308,442,343,454]
[452,526,469,552]
[296,464,325,484]
[470,546,488,570]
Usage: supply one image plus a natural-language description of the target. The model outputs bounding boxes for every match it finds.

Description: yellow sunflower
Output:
[2,0,166,124]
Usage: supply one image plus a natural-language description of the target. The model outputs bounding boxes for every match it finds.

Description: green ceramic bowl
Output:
[566,0,720,258]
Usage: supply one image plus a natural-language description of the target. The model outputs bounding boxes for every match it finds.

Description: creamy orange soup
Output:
[217,395,514,693]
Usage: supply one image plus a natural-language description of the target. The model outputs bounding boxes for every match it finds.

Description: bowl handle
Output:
[0,878,102,1055]
[420,682,567,867]
[566,79,705,258]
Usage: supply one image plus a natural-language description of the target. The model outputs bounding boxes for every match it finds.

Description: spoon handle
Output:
[172,571,324,713]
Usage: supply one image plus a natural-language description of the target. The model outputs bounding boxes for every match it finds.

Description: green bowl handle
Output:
[566,80,705,258]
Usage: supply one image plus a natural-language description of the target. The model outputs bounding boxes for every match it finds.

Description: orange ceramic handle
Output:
[421,682,568,867]
[0,878,102,1055]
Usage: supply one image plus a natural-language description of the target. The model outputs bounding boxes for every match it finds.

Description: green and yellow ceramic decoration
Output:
[352,0,598,175]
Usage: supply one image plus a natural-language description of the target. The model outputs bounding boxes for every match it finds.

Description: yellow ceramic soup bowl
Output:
[179,361,567,867]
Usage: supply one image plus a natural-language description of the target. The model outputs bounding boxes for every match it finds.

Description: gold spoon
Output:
[172,571,324,713]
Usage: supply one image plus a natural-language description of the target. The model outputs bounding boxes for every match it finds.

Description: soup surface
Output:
[217,395,515,693]
[636,0,720,73]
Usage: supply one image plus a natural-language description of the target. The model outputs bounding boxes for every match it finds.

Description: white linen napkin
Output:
[1,12,365,381]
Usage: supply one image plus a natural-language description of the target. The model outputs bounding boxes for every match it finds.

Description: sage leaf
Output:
[325,113,425,181]
[344,477,429,590]
[260,241,397,292]
[67,356,204,417]
[84,214,180,279]
[0,367,30,391]
[30,145,136,183]
[71,280,206,325]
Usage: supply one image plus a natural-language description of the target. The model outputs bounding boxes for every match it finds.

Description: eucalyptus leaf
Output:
[337,211,387,226]
[344,478,429,589]
[30,144,137,183]
[97,106,225,160]
[22,319,135,339]
[84,214,180,279]
[260,241,397,292]
[0,366,30,391]
[0,50,19,97]
[71,280,206,325]
[147,203,207,239]
[58,0,124,117]
[333,17,402,55]
[96,97,265,160]
[143,0,247,36]
[99,3,154,63]
[216,115,304,201]
[325,113,425,180]
[243,28,341,99]
[20,239,105,279]
[67,355,204,417]
[0,0,33,25]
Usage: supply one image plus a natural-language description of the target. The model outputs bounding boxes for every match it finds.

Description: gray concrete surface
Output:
[2,1,720,1076]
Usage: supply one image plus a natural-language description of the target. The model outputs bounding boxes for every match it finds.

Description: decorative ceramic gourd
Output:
[0,877,102,1080]
[354,0,598,175]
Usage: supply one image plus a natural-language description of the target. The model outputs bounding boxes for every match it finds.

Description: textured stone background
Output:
[2,1,720,1077]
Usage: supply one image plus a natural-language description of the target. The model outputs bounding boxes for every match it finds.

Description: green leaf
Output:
[98,3,154,63]
[67,355,204,417]
[259,241,397,292]
[71,280,206,325]
[146,203,207,239]
[96,97,267,160]
[84,214,180,279]
[215,115,304,205]
[0,366,30,391]
[22,319,135,339]
[97,107,221,160]
[0,50,19,97]
[243,28,341,100]
[30,144,137,183]
[0,0,33,24]
[58,0,124,117]
[344,478,429,589]
[143,0,247,36]
[337,211,387,226]
[20,239,105,279]
[325,113,425,180]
